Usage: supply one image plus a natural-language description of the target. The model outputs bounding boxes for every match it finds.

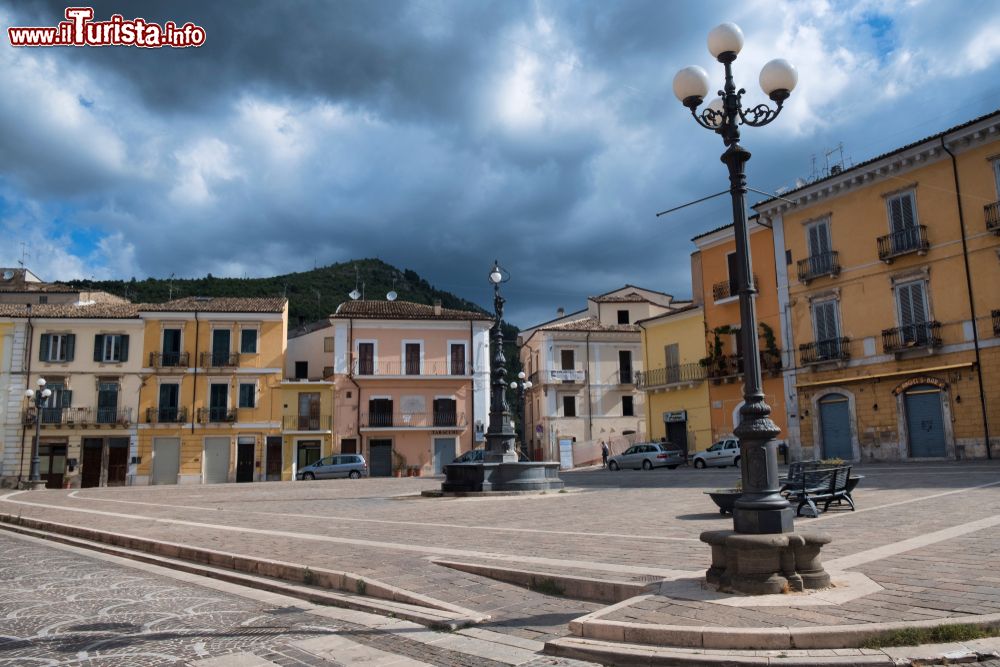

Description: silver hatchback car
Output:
[297,454,368,480]
[608,443,684,470]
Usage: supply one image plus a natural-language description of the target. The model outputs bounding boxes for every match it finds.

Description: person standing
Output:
[601,441,610,469]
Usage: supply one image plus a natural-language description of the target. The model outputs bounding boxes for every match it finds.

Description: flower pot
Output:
[705,489,741,515]
[394,469,403,478]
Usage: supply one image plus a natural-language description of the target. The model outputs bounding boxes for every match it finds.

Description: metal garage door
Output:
[819,394,853,460]
[151,437,180,485]
[204,437,231,484]
[369,439,392,477]
[905,386,947,458]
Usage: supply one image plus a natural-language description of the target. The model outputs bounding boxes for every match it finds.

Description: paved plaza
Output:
[2,462,1000,665]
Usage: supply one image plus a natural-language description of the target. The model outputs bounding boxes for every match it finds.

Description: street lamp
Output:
[673,23,829,594]
[24,377,52,489]
[485,260,517,463]
[510,371,533,458]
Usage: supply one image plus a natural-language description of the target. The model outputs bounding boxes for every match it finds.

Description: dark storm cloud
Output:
[1,0,999,326]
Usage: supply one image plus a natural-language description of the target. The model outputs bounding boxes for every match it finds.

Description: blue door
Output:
[905,386,946,457]
[819,394,853,460]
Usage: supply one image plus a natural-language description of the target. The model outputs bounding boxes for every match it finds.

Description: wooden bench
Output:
[785,465,855,517]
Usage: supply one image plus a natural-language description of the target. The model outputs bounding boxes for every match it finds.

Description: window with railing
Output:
[712,274,758,301]
[635,363,706,388]
[877,225,929,260]
[433,399,457,426]
[882,322,941,353]
[799,337,851,364]
[797,251,840,282]
[992,309,999,337]
[986,201,1000,233]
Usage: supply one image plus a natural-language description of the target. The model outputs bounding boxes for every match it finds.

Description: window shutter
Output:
[61,389,72,408]
[898,284,914,327]
[120,335,129,362]
[65,334,75,361]
[39,334,50,361]
[900,194,915,229]
[910,283,927,324]
[94,334,104,362]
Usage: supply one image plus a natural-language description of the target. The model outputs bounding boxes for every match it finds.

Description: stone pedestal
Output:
[701,530,831,595]
[21,480,47,491]
[440,461,563,493]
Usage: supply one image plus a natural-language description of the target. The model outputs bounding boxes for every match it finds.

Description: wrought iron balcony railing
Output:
[877,225,929,262]
[150,351,190,368]
[882,322,941,353]
[22,406,133,427]
[992,309,1000,337]
[201,351,240,368]
[197,407,237,423]
[799,337,851,365]
[352,360,473,377]
[635,363,706,389]
[282,414,333,431]
[712,274,759,302]
[360,411,467,429]
[797,251,840,283]
[705,351,782,379]
[146,406,188,424]
[987,201,1000,234]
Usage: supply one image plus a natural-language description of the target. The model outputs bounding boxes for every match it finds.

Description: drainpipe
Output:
[639,321,651,439]
[585,331,592,442]
[942,137,992,459]
[18,304,34,485]
[191,311,199,435]
[468,320,474,450]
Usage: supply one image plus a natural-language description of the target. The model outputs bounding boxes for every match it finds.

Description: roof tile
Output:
[332,300,491,321]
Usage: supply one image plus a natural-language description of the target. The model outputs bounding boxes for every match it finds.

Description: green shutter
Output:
[120,335,129,362]
[65,334,75,361]
[39,334,50,361]
[94,334,104,362]
[61,389,72,408]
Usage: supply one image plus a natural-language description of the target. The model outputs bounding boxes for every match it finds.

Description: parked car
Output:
[453,448,529,463]
[692,438,741,468]
[297,454,368,480]
[608,442,684,470]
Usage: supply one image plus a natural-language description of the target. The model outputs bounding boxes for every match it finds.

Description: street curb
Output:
[0,513,487,629]
[433,558,659,603]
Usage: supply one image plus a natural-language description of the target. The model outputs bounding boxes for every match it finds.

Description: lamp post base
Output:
[21,480,48,491]
[733,506,795,534]
[701,529,831,595]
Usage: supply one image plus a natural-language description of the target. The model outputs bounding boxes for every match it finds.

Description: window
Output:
[209,384,229,421]
[433,398,457,426]
[727,252,739,297]
[39,333,75,362]
[162,328,182,366]
[811,299,841,359]
[404,342,421,375]
[96,381,119,423]
[562,395,576,417]
[94,334,129,363]
[617,309,629,324]
[240,328,258,354]
[39,382,69,423]
[665,343,680,383]
[807,219,832,258]
[158,383,180,422]
[211,329,231,366]
[622,396,634,417]
[993,159,1000,196]
[896,280,930,343]
[560,349,574,369]
[323,336,334,353]
[294,361,308,379]
[450,343,466,375]
[38,295,48,304]
[886,191,918,232]
[298,392,320,429]
[618,350,633,384]
[357,342,374,375]
[238,382,256,409]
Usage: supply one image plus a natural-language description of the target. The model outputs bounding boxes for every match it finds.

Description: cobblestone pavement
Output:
[0,532,598,666]
[1,461,999,649]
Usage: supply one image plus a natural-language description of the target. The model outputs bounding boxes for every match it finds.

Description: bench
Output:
[785,465,854,517]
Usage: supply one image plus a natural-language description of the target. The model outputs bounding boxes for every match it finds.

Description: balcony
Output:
[877,225,929,262]
[201,351,240,368]
[149,351,190,369]
[360,411,467,430]
[22,407,133,427]
[197,407,237,423]
[882,322,942,354]
[635,363,706,389]
[282,414,333,431]
[799,338,851,365]
[146,406,189,424]
[712,275,759,302]
[705,352,782,380]
[987,202,1000,234]
[352,360,473,377]
[992,309,999,337]
[797,251,840,284]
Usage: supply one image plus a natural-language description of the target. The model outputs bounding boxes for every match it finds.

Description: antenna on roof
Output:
[168,273,175,300]
[18,242,29,268]
[349,266,362,300]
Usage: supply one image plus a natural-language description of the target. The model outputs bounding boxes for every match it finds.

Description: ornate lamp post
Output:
[485,261,518,463]
[672,23,830,594]
[24,377,52,489]
[509,371,533,457]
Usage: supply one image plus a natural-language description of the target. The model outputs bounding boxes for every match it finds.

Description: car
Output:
[608,442,684,470]
[297,454,368,480]
[692,438,741,468]
[453,448,530,463]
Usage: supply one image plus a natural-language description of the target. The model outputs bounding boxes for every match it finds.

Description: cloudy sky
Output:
[1,1,998,327]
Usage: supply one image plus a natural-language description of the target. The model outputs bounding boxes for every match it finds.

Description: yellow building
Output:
[755,110,1000,461]
[636,305,712,456]
[278,379,336,480]
[691,220,789,446]
[136,297,288,484]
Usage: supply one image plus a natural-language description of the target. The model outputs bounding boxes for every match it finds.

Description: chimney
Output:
[433,299,442,316]
[557,307,565,317]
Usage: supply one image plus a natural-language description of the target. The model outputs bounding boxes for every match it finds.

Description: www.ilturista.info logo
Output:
[8,7,206,48]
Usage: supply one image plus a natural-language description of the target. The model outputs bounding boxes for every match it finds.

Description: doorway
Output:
[905,385,947,458]
[341,438,357,454]
[151,437,180,485]
[296,440,321,476]
[38,442,67,489]
[204,437,231,484]
[265,436,283,480]
[433,437,455,474]
[81,438,103,488]
[819,394,853,460]
[236,436,255,483]
[107,438,129,485]
[666,420,688,460]
[369,439,393,477]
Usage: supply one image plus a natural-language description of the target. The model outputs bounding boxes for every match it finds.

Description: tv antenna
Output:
[18,242,29,268]
[168,273,176,300]
[349,266,363,300]
[386,276,397,301]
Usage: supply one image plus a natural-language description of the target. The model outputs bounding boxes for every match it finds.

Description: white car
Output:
[692,438,741,468]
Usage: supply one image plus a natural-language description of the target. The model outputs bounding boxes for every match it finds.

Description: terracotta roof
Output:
[591,292,648,303]
[332,300,492,321]
[543,316,640,333]
[590,284,675,301]
[0,302,139,319]
[139,297,287,313]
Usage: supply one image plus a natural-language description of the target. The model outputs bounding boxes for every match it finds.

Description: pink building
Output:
[329,300,492,476]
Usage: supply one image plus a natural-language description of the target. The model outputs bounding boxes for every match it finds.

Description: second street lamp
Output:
[672,22,830,595]
[24,377,52,490]
[510,371,532,457]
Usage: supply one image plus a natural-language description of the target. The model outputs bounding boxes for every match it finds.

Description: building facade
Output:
[756,110,1000,461]
[136,297,287,485]
[329,300,492,477]
[518,286,686,461]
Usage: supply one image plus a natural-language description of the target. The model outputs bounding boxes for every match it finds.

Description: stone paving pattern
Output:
[2,462,999,647]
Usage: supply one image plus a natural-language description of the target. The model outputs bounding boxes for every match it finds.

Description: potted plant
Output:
[705,480,742,515]
[392,450,407,478]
